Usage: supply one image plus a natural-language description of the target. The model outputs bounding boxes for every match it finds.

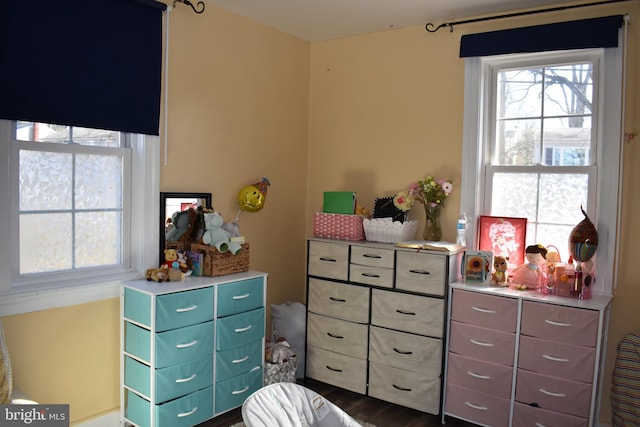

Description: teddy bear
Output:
[145,268,169,282]
[490,255,509,287]
[202,211,242,255]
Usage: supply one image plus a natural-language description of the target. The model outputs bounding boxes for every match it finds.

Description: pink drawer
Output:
[445,383,510,427]
[519,335,596,383]
[521,301,599,347]
[447,353,513,399]
[514,401,588,427]
[448,321,516,366]
[515,369,592,418]
[451,289,518,333]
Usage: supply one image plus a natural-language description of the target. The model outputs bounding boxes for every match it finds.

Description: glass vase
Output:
[423,205,442,241]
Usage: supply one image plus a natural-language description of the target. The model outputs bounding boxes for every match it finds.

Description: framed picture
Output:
[478,216,527,267]
[463,250,493,282]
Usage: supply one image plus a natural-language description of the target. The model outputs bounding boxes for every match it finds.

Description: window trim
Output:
[0,120,160,316]
[460,47,623,295]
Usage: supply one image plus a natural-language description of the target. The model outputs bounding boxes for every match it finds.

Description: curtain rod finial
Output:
[173,0,205,14]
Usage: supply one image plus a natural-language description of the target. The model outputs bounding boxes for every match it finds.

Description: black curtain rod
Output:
[426,0,633,32]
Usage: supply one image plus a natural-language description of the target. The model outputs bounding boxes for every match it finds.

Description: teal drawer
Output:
[124,288,152,326]
[156,288,214,332]
[216,308,265,351]
[125,355,213,404]
[126,387,213,427]
[217,278,264,317]
[216,338,263,382]
[215,366,262,414]
[125,322,152,363]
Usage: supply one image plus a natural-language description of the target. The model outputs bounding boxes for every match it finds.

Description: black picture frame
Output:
[159,192,212,266]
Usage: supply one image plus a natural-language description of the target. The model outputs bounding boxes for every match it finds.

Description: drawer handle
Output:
[232,386,250,395]
[233,355,250,364]
[396,309,416,316]
[392,384,412,392]
[329,297,347,303]
[177,406,198,418]
[467,371,491,380]
[363,254,382,259]
[409,269,430,275]
[176,305,198,313]
[175,374,197,383]
[464,401,488,411]
[176,340,198,349]
[542,354,570,363]
[361,273,380,278]
[544,319,573,327]
[539,388,566,398]
[472,306,497,314]
[233,293,250,300]
[326,365,343,373]
[393,347,413,355]
[235,325,253,333]
[470,339,494,347]
[319,257,337,263]
[327,332,344,339]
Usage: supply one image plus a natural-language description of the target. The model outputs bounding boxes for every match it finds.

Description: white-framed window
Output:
[0,120,160,315]
[460,47,623,295]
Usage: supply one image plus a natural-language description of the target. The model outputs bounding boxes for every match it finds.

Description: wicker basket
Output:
[190,243,250,276]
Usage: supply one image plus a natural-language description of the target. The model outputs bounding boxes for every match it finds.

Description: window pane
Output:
[75,154,123,209]
[20,213,72,273]
[494,119,541,165]
[491,173,538,218]
[538,174,588,224]
[76,212,122,267]
[543,63,593,117]
[19,150,72,211]
[497,68,542,119]
[542,117,591,166]
[15,122,120,147]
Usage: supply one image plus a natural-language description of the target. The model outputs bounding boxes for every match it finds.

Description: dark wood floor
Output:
[198,379,476,426]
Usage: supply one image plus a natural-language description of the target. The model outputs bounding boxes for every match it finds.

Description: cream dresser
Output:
[121,271,267,427]
[443,283,612,427]
[305,238,462,414]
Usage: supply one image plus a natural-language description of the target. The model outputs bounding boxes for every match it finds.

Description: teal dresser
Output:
[121,271,267,427]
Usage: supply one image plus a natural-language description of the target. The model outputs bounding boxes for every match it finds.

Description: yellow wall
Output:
[2,1,639,425]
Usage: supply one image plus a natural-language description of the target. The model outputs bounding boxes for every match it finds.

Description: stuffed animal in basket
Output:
[202,212,242,255]
[490,256,509,287]
[265,339,296,364]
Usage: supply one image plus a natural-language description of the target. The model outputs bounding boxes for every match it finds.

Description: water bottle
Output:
[456,213,468,246]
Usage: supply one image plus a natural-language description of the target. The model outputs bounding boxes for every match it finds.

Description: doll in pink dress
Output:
[511,244,548,290]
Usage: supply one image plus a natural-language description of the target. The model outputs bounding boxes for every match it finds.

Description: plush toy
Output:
[490,255,509,287]
[146,268,169,282]
[511,244,548,290]
[161,248,180,269]
[265,339,296,364]
[165,208,205,245]
[176,251,192,276]
[202,212,242,255]
[165,210,190,242]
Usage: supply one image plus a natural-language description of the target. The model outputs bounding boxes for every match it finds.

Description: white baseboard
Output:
[72,410,119,427]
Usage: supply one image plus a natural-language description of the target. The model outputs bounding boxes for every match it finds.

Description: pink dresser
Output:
[443,285,612,427]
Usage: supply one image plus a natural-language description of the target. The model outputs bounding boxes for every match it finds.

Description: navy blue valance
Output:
[460,15,624,58]
[0,0,167,135]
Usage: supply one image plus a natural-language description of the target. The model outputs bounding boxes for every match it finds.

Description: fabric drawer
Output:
[349,264,394,288]
[155,287,214,332]
[126,386,214,427]
[451,289,517,333]
[371,289,443,337]
[216,338,263,382]
[519,335,596,383]
[125,355,213,404]
[124,288,152,327]
[515,369,592,418]
[395,251,447,296]
[445,384,510,427]
[368,362,440,414]
[446,353,513,399]
[216,308,265,351]
[306,345,367,394]
[369,326,441,376]
[448,321,516,366]
[521,301,599,347]
[513,401,588,427]
[215,366,263,414]
[216,278,264,318]
[308,278,370,323]
[307,312,368,359]
[350,245,394,268]
[307,241,349,281]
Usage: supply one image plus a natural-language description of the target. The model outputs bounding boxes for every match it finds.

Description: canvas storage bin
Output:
[190,243,250,276]
[264,355,297,385]
[313,212,365,241]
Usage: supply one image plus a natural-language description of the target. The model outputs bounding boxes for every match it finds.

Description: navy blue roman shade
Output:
[0,0,167,135]
[460,15,624,58]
